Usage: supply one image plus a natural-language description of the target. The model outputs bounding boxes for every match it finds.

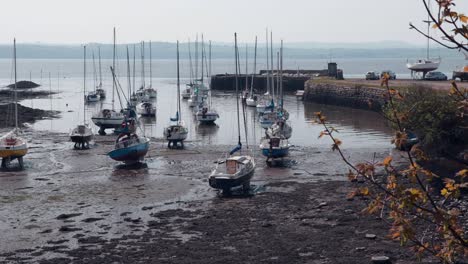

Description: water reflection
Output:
[22,77,393,149]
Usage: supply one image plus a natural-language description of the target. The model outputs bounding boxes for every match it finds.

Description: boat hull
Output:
[91,117,125,129]
[261,147,289,158]
[209,167,254,190]
[108,141,149,164]
[70,135,92,144]
[0,148,27,159]
[246,98,257,107]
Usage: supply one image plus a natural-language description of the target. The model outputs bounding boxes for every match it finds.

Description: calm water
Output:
[0,57,465,81]
[0,57,408,149]
[1,76,394,149]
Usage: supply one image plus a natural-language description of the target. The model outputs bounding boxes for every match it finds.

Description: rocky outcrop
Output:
[304,79,387,111]
[7,81,40,89]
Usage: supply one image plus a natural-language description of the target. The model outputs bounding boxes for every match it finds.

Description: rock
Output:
[344,209,353,214]
[371,256,391,263]
[261,222,273,228]
[142,206,154,211]
[355,247,366,251]
[56,213,82,220]
[59,226,82,232]
[365,234,377,239]
[81,217,104,223]
[120,212,132,216]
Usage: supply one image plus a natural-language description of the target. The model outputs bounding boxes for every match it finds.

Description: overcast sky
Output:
[1,0,466,44]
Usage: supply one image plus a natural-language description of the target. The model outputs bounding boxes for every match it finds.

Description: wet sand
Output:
[0,129,440,263]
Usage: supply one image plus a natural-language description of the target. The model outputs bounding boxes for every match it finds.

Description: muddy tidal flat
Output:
[0,129,443,264]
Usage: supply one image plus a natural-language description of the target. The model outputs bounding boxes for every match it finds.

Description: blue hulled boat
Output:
[108,119,150,164]
[259,137,290,158]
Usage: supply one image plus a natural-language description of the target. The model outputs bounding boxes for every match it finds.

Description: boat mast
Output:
[250,36,257,95]
[280,40,284,111]
[265,28,270,96]
[245,44,248,92]
[149,40,152,88]
[195,34,198,80]
[234,33,241,145]
[92,52,97,92]
[13,39,18,129]
[141,41,145,89]
[98,46,102,89]
[133,45,136,95]
[112,27,116,111]
[201,35,204,82]
[188,38,194,84]
[83,45,86,124]
[270,31,275,101]
[126,46,131,101]
[276,51,279,105]
[209,40,212,107]
[177,41,181,123]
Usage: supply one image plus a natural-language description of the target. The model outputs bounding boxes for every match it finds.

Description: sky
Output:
[1,0,467,45]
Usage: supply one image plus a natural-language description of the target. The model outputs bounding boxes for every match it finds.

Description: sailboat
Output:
[136,44,156,117]
[267,41,292,139]
[108,66,150,164]
[406,19,440,77]
[85,50,99,102]
[96,47,106,99]
[108,120,150,164]
[246,36,258,107]
[70,45,94,149]
[256,29,272,113]
[182,39,194,100]
[188,35,210,107]
[164,41,188,148]
[0,39,28,169]
[143,40,157,99]
[91,28,125,135]
[195,38,219,123]
[209,33,255,195]
[260,40,291,160]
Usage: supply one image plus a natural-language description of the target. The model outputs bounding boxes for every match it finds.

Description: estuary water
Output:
[0,57,423,149]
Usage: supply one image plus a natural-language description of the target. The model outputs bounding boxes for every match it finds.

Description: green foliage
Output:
[383,85,467,156]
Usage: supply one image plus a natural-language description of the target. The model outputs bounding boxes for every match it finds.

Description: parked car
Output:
[452,71,468,82]
[365,71,380,80]
[380,70,396,80]
[425,71,448,81]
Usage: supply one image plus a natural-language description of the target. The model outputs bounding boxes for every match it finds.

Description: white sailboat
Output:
[246,36,258,107]
[144,40,157,99]
[91,28,125,135]
[95,46,106,99]
[182,39,194,100]
[195,38,219,123]
[85,50,99,102]
[209,33,255,195]
[0,39,28,169]
[164,41,188,148]
[70,45,94,149]
[406,19,440,77]
[257,29,273,113]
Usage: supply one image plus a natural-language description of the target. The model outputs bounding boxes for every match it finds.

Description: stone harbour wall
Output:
[304,80,387,111]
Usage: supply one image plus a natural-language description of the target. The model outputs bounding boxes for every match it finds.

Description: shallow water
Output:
[4,75,395,149]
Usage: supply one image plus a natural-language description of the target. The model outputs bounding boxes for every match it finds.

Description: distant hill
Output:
[0,42,461,59]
